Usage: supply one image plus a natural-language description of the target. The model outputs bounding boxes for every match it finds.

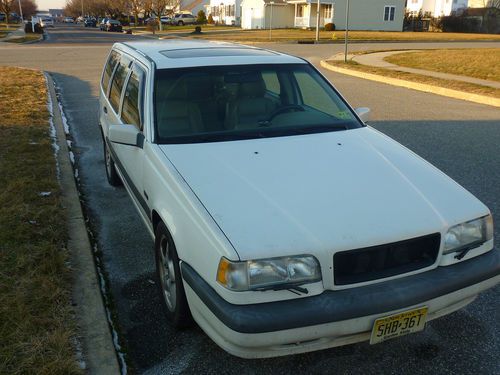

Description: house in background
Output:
[287,0,334,28]
[48,8,64,20]
[405,0,474,17]
[182,0,210,16]
[206,0,243,25]
[331,0,406,30]
[241,0,294,29]
[239,0,405,30]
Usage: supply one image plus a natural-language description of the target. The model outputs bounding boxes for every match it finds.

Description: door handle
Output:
[103,106,108,114]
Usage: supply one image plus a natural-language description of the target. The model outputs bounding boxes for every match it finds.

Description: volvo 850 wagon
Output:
[99,40,499,358]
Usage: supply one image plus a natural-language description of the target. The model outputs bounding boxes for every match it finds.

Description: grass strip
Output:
[327,60,500,99]
[5,34,42,43]
[172,29,500,42]
[0,67,81,374]
[384,48,500,82]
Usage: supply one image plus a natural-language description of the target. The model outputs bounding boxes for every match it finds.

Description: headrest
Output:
[239,79,266,98]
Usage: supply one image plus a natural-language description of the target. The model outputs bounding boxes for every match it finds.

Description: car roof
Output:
[117,40,306,69]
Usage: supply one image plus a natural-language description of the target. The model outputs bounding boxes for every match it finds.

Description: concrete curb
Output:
[45,73,121,375]
[320,60,500,108]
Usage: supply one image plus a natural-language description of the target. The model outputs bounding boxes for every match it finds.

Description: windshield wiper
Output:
[290,124,347,135]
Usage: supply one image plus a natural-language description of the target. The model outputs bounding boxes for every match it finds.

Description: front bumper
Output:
[181,249,499,357]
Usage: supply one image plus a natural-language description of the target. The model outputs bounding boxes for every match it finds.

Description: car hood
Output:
[159,127,488,260]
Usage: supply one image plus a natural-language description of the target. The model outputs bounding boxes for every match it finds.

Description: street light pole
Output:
[344,0,350,63]
[81,0,84,17]
[315,0,320,41]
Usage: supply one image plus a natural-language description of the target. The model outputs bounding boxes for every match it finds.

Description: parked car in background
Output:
[99,18,109,30]
[160,16,172,24]
[103,19,122,32]
[39,16,54,27]
[64,17,74,23]
[84,17,97,27]
[99,40,499,359]
[172,13,196,25]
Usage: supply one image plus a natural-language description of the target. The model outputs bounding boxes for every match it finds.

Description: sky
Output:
[36,0,66,12]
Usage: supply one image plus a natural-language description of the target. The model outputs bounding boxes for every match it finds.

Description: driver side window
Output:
[121,64,146,130]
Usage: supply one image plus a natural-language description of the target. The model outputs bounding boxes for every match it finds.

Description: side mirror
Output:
[108,125,144,148]
[355,107,371,123]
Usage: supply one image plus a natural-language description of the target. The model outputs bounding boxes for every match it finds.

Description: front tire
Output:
[177,21,184,26]
[103,140,122,186]
[155,222,192,328]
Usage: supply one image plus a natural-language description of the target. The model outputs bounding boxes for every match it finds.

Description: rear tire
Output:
[155,222,192,328]
[103,140,122,186]
[177,21,184,26]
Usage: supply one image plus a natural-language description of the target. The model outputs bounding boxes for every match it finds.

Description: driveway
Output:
[0,24,499,374]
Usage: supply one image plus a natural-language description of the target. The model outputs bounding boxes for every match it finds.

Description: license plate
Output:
[370,307,428,345]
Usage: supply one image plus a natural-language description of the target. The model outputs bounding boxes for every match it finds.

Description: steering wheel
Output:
[266,105,305,121]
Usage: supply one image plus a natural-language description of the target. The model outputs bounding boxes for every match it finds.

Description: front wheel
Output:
[177,21,184,26]
[155,222,192,328]
[103,140,122,186]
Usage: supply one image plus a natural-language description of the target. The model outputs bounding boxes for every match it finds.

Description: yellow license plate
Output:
[370,307,428,345]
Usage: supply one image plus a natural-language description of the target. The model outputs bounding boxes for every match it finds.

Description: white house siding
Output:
[406,0,469,17]
[241,0,266,28]
[207,0,243,25]
[264,4,295,28]
[241,0,291,29]
[332,0,405,31]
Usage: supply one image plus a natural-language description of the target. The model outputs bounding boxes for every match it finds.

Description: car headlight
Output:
[443,215,493,255]
[216,255,322,291]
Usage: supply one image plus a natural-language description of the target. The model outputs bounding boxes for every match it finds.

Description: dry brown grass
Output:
[0,23,19,38]
[327,61,500,99]
[171,28,500,42]
[0,67,81,374]
[385,48,500,82]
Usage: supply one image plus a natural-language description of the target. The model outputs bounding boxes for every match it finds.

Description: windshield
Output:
[154,63,362,144]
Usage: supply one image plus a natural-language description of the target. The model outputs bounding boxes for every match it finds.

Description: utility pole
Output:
[315,0,320,41]
[269,2,274,40]
[344,0,350,63]
[17,0,24,22]
[81,0,84,17]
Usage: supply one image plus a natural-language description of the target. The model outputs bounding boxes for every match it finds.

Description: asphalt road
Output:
[1,24,499,374]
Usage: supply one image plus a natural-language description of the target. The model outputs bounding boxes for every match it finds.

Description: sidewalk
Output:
[323,51,500,107]
[0,25,25,41]
[0,25,43,44]
[351,50,500,90]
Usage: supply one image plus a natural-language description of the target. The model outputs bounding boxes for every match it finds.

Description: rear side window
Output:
[102,50,120,94]
[121,64,146,129]
[109,56,132,113]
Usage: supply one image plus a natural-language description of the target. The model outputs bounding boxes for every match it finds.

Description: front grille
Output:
[334,233,441,285]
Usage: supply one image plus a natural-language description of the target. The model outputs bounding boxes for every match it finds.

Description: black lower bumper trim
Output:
[181,249,499,334]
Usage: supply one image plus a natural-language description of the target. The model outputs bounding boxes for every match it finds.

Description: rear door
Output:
[109,59,150,216]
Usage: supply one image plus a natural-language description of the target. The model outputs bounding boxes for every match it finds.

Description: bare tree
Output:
[488,0,500,8]
[0,0,14,25]
[20,0,38,18]
[128,0,146,25]
[150,0,180,30]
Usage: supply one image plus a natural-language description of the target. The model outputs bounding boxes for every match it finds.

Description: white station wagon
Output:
[99,40,499,358]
